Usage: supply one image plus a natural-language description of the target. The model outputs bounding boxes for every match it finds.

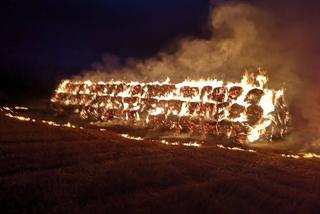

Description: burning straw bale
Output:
[51,73,290,144]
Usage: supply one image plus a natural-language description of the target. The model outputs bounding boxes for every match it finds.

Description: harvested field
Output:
[1,112,320,213]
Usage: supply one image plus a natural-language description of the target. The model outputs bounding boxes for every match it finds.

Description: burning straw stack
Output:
[51,73,290,144]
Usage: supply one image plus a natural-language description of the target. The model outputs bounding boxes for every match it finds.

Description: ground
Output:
[1,113,320,213]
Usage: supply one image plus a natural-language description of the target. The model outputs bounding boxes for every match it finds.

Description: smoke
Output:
[73,1,320,151]
[78,2,301,90]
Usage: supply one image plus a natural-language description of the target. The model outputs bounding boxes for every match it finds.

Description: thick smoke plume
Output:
[73,0,320,151]
[78,2,301,94]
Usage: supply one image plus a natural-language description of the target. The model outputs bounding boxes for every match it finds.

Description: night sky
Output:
[1,0,210,99]
[1,0,319,101]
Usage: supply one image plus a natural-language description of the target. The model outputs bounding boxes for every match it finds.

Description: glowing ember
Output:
[120,134,144,141]
[182,141,202,147]
[14,106,29,110]
[217,144,256,153]
[281,153,320,159]
[51,72,289,144]
[5,113,34,122]
[159,140,179,146]
[2,107,80,129]
[158,140,202,147]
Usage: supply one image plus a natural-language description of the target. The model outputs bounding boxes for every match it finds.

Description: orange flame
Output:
[51,72,290,143]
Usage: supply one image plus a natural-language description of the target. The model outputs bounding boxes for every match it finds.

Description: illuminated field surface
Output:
[1,107,320,213]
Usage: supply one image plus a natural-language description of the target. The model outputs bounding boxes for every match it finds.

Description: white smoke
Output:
[72,1,320,151]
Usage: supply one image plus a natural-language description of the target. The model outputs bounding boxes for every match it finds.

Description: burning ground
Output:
[1,106,320,213]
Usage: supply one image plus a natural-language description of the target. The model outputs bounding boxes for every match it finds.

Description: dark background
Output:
[1,0,214,100]
[1,0,319,102]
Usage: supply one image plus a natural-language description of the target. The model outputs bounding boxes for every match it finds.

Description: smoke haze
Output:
[73,0,320,151]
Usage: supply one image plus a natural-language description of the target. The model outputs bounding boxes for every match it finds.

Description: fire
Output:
[281,153,320,159]
[121,134,144,141]
[4,113,34,122]
[51,72,290,144]
[158,140,202,147]
[217,144,256,153]
[2,106,320,159]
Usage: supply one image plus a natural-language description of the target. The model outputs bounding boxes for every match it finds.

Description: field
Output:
[1,113,320,213]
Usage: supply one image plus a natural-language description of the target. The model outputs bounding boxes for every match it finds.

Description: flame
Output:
[217,144,256,153]
[51,72,289,143]
[14,106,29,110]
[1,107,81,129]
[121,134,144,141]
[3,106,320,159]
[5,113,33,122]
[281,153,320,159]
[158,139,202,147]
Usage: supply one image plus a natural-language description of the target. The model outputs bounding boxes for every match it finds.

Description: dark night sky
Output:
[1,0,210,98]
[1,0,319,101]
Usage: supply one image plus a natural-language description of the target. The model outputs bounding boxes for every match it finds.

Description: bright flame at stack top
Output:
[51,72,290,144]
